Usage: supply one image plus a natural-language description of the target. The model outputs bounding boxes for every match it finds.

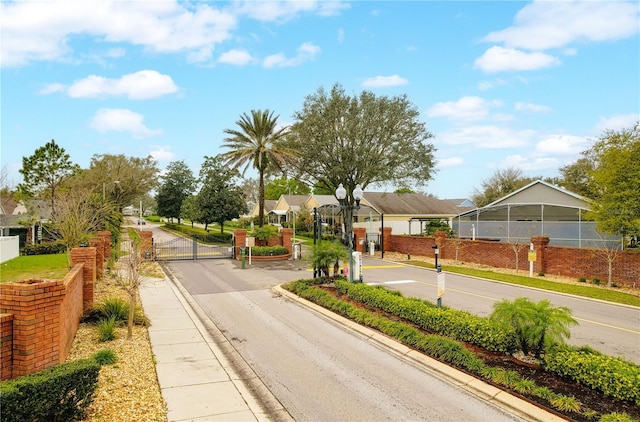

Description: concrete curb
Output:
[273,284,565,422]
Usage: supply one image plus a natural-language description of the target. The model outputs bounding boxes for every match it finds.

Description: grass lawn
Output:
[0,254,69,283]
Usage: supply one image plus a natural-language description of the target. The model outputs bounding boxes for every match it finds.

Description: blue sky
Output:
[1,0,639,200]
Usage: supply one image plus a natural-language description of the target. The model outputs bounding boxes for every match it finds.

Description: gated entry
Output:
[154,236,234,261]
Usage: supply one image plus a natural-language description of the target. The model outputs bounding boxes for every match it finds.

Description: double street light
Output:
[336,183,364,284]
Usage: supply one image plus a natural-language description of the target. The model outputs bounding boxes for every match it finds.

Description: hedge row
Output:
[23,241,67,255]
[542,347,640,406]
[250,245,289,256]
[285,279,639,418]
[0,358,101,422]
[286,279,484,372]
[336,281,517,354]
[164,223,233,244]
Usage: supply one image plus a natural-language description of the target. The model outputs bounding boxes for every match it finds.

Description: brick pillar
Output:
[280,228,293,254]
[531,236,550,274]
[97,231,111,261]
[0,313,14,380]
[353,227,366,254]
[88,237,105,279]
[0,280,65,377]
[434,231,449,259]
[234,230,247,260]
[138,230,153,259]
[70,247,96,311]
[380,227,392,255]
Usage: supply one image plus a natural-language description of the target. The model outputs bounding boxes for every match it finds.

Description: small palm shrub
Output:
[308,240,348,280]
[490,297,577,357]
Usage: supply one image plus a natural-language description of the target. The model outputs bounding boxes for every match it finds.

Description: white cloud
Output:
[482,1,639,51]
[595,113,640,132]
[337,28,345,44]
[437,157,464,168]
[477,78,507,91]
[149,146,176,161]
[499,154,561,172]
[427,96,501,122]
[38,83,66,95]
[233,0,348,22]
[0,1,236,67]
[48,70,178,99]
[218,49,254,65]
[90,108,161,139]
[436,125,534,149]
[535,135,588,155]
[262,42,320,68]
[362,75,408,88]
[515,102,552,113]
[474,46,561,73]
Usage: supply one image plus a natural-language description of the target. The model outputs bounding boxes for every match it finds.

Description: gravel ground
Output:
[66,262,168,422]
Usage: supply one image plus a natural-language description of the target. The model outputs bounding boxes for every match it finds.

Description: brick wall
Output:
[0,247,97,380]
[0,279,66,378]
[386,231,639,288]
[0,313,14,380]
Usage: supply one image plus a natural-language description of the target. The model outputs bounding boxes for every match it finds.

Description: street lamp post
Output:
[103,180,120,201]
[336,183,364,283]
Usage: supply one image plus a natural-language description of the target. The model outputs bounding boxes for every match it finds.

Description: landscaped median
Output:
[280,278,640,422]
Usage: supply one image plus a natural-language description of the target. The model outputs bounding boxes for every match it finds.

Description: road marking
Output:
[362,265,405,269]
[573,317,640,334]
[366,280,419,286]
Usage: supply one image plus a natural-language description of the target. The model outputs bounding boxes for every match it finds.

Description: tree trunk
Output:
[258,169,265,227]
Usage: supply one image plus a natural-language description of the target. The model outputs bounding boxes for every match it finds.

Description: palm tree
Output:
[221,110,294,227]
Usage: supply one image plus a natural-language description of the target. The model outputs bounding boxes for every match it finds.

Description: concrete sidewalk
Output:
[139,273,292,422]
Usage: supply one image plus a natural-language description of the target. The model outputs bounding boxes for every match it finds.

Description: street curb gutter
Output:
[273,284,565,422]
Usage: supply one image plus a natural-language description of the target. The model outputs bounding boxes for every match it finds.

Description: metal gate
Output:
[154,236,234,261]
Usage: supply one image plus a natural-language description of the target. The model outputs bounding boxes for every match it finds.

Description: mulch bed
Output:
[317,284,640,422]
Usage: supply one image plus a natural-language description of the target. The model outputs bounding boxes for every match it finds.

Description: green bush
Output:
[97,317,117,342]
[251,225,279,241]
[93,349,117,365]
[83,297,148,326]
[250,245,289,256]
[0,358,100,422]
[337,280,517,354]
[600,412,637,422]
[542,346,640,405]
[23,241,67,255]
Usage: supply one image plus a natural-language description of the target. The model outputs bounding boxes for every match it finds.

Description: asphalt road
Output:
[141,221,639,363]
[165,258,526,422]
[359,258,640,364]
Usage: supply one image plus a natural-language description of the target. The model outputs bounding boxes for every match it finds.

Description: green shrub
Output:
[338,280,517,354]
[0,358,100,422]
[490,297,577,357]
[23,241,67,255]
[550,394,581,413]
[600,412,637,422]
[97,317,117,342]
[537,271,545,277]
[251,245,289,256]
[578,277,587,283]
[93,348,117,365]
[542,346,640,405]
[84,297,148,326]
[592,278,602,285]
[251,225,279,241]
